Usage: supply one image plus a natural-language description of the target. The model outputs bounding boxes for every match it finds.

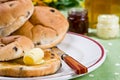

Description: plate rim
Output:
[65,32,106,79]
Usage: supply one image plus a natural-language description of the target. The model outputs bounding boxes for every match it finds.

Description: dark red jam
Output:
[68,8,89,34]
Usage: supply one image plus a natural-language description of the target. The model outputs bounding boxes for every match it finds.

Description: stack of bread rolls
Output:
[13,6,69,49]
[0,0,69,77]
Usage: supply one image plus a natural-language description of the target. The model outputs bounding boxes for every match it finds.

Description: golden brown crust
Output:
[0,35,34,61]
[13,6,69,49]
[0,0,34,37]
[0,48,61,77]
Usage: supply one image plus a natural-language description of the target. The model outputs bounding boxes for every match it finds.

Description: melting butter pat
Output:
[23,48,44,65]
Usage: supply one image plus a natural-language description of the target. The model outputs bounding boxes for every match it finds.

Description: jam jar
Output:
[67,8,89,34]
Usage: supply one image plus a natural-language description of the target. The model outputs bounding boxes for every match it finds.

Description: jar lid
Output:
[98,14,119,24]
[68,8,88,17]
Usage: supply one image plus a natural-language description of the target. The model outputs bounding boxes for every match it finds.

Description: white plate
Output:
[0,32,106,80]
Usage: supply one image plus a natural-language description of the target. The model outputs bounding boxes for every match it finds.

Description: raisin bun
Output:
[0,35,34,61]
[0,47,61,77]
[13,6,69,49]
[0,0,34,37]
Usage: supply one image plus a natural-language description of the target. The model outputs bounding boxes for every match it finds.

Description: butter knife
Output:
[52,47,88,74]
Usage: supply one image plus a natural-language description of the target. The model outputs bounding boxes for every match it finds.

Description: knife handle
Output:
[61,54,88,74]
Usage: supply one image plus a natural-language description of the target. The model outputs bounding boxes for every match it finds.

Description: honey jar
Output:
[97,14,119,39]
[85,0,120,28]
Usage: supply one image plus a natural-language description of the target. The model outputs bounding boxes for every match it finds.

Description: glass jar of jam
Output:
[67,8,89,34]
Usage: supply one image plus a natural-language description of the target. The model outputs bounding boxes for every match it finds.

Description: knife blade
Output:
[52,47,88,74]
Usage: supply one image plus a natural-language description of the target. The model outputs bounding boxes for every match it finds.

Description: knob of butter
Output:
[23,48,44,65]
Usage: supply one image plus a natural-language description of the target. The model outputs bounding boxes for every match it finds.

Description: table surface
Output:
[60,10,120,80]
